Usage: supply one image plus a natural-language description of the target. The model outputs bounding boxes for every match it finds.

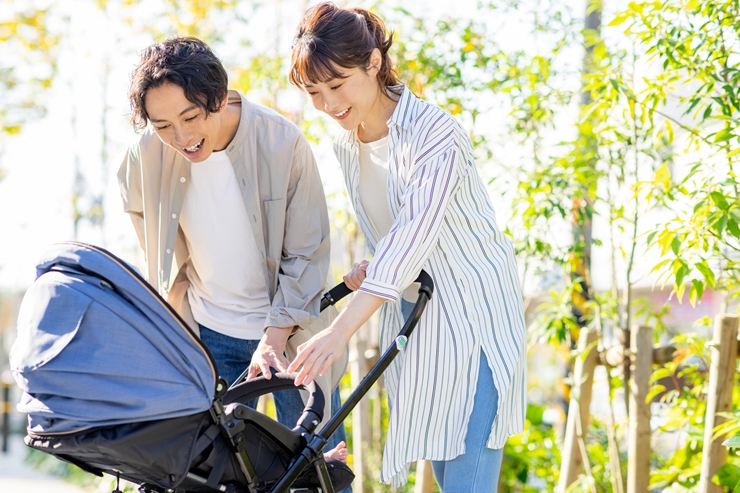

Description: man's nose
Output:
[174,127,192,146]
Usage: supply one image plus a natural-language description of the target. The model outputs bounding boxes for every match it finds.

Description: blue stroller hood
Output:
[10,242,217,434]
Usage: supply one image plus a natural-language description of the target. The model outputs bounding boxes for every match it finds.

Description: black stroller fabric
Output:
[11,243,353,493]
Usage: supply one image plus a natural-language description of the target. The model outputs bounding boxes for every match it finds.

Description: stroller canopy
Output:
[10,242,217,434]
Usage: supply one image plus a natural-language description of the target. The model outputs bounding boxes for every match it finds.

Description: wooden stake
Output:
[350,332,371,493]
[414,460,434,493]
[699,314,739,493]
[627,325,651,493]
[557,328,599,492]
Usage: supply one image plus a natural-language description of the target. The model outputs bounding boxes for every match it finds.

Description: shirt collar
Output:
[224,90,251,153]
[387,84,415,130]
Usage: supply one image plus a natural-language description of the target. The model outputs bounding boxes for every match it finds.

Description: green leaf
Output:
[727,217,740,239]
[655,161,672,188]
[658,231,675,255]
[650,367,674,383]
[646,384,667,403]
[714,128,734,143]
[647,231,658,245]
[696,261,717,289]
[676,265,689,287]
[690,279,704,307]
[526,404,546,425]
[671,236,681,255]
[715,463,740,488]
[715,215,728,236]
[711,191,729,210]
[608,13,629,27]
[724,433,740,448]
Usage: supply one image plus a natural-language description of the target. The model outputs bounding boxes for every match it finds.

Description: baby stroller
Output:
[10,242,433,493]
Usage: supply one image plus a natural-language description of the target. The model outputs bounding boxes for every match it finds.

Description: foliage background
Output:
[1,0,739,491]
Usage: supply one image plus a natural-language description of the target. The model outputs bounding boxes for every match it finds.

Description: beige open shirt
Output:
[117,90,347,421]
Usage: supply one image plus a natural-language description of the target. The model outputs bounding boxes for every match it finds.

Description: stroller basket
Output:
[11,242,434,493]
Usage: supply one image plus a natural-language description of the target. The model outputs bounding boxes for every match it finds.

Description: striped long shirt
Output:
[334,86,527,487]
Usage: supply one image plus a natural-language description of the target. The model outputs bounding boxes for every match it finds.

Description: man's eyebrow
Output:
[149,104,199,122]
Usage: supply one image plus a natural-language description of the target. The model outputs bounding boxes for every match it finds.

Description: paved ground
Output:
[0,435,90,493]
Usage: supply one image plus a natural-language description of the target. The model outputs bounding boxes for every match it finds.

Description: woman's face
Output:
[302,57,384,133]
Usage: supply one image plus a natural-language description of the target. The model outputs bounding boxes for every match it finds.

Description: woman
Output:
[286,3,527,491]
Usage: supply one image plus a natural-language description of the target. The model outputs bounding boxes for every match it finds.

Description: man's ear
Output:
[218,92,230,112]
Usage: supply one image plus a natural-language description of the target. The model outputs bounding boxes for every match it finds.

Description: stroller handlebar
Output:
[223,373,325,433]
[319,269,434,311]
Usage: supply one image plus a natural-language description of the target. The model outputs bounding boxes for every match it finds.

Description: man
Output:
[117,36,348,457]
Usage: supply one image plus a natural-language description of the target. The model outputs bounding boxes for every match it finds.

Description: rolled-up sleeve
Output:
[265,136,331,330]
[360,121,463,301]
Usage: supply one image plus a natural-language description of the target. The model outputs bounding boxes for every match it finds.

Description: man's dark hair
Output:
[129,36,228,132]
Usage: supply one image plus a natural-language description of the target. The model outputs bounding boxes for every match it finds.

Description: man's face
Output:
[144,82,226,163]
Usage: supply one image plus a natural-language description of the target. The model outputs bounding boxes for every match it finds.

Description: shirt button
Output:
[171,213,177,219]
[166,249,171,254]
[180,177,186,183]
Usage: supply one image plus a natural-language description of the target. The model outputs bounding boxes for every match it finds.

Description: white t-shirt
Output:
[358,136,418,302]
[358,136,393,236]
[180,150,271,340]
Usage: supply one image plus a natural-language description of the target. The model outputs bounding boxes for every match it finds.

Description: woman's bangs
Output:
[292,43,347,86]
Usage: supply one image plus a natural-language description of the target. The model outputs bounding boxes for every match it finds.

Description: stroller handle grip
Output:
[320,269,434,312]
[223,373,325,427]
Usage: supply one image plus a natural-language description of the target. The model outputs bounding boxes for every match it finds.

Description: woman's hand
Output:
[287,323,353,386]
[343,260,369,291]
[288,291,386,386]
[246,326,292,380]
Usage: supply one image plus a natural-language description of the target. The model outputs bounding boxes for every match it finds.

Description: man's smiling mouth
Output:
[184,139,204,153]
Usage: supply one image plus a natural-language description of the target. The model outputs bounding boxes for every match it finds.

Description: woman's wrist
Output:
[331,290,386,338]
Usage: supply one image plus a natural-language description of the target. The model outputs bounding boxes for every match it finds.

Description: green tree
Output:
[615,0,740,309]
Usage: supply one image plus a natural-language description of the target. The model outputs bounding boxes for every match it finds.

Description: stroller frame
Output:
[188,270,434,493]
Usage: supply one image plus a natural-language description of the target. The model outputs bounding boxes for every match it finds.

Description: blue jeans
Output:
[401,301,503,492]
[199,326,348,454]
[430,351,503,492]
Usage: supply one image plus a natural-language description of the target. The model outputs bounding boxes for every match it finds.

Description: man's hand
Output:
[246,326,292,380]
[343,259,369,291]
